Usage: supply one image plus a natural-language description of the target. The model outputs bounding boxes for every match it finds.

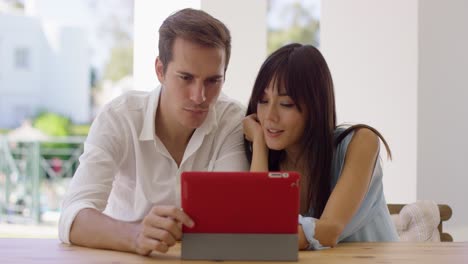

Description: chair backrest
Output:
[388,203,453,242]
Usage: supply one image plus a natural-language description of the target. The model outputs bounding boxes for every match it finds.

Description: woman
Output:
[243,43,398,250]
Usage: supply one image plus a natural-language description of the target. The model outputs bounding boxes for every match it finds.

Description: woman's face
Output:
[257,82,306,153]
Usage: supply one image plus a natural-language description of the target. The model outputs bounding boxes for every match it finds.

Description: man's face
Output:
[156,38,225,129]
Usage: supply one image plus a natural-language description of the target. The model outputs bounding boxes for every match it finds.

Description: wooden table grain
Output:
[1,238,467,263]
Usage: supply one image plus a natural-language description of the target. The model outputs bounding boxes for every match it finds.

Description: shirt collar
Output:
[138,85,218,141]
[139,87,160,141]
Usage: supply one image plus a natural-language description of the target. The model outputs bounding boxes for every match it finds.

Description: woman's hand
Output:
[243,114,269,171]
[243,114,264,143]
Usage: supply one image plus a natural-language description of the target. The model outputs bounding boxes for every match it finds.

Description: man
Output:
[58,8,248,256]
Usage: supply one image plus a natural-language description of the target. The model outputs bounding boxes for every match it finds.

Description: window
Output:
[14,47,30,69]
[267,0,321,54]
[0,38,2,79]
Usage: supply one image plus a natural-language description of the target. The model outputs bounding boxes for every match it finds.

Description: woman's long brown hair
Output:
[245,43,391,218]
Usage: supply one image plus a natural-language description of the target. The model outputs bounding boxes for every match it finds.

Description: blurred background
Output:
[0,0,467,242]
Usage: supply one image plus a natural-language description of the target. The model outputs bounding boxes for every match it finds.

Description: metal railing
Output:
[0,136,85,223]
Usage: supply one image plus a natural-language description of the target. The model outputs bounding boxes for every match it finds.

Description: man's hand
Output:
[133,206,194,256]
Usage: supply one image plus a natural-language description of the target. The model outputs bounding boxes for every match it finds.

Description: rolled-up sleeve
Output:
[298,215,329,250]
[58,108,126,244]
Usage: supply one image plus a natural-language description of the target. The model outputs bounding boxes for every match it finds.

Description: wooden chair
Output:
[388,204,453,242]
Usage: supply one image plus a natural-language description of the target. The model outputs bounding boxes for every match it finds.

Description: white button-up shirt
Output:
[59,86,249,243]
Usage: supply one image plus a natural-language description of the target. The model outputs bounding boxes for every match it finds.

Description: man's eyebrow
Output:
[207,74,224,80]
[175,71,223,79]
[176,71,193,76]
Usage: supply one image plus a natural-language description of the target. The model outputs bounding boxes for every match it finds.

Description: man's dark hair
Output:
[158,8,231,73]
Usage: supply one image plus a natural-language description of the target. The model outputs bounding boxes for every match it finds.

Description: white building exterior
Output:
[0,12,90,128]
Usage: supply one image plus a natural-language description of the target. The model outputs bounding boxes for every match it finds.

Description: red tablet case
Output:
[181,171,300,234]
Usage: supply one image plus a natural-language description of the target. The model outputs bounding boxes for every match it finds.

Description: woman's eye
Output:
[258,99,268,104]
[281,103,295,108]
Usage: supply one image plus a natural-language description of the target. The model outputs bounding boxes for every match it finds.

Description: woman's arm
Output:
[243,114,269,171]
[299,128,380,248]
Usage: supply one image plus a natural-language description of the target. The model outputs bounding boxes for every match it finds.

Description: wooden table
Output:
[1,238,467,263]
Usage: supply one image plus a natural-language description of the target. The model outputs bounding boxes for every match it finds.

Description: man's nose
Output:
[190,81,206,104]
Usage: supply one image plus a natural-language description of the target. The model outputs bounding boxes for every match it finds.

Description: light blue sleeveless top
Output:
[298,127,399,249]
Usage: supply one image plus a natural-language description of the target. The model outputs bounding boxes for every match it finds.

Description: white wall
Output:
[133,0,201,91]
[418,0,468,242]
[321,0,419,203]
[133,0,267,105]
[202,0,267,105]
[322,0,468,241]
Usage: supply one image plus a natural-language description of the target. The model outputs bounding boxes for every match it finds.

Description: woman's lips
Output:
[265,128,284,138]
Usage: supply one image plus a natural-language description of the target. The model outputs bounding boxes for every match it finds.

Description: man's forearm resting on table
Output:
[69,208,140,253]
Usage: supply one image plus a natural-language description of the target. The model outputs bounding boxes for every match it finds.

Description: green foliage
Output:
[268,1,320,54]
[102,44,133,82]
[33,112,71,137]
[70,124,90,136]
[32,112,80,158]
[0,128,10,134]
